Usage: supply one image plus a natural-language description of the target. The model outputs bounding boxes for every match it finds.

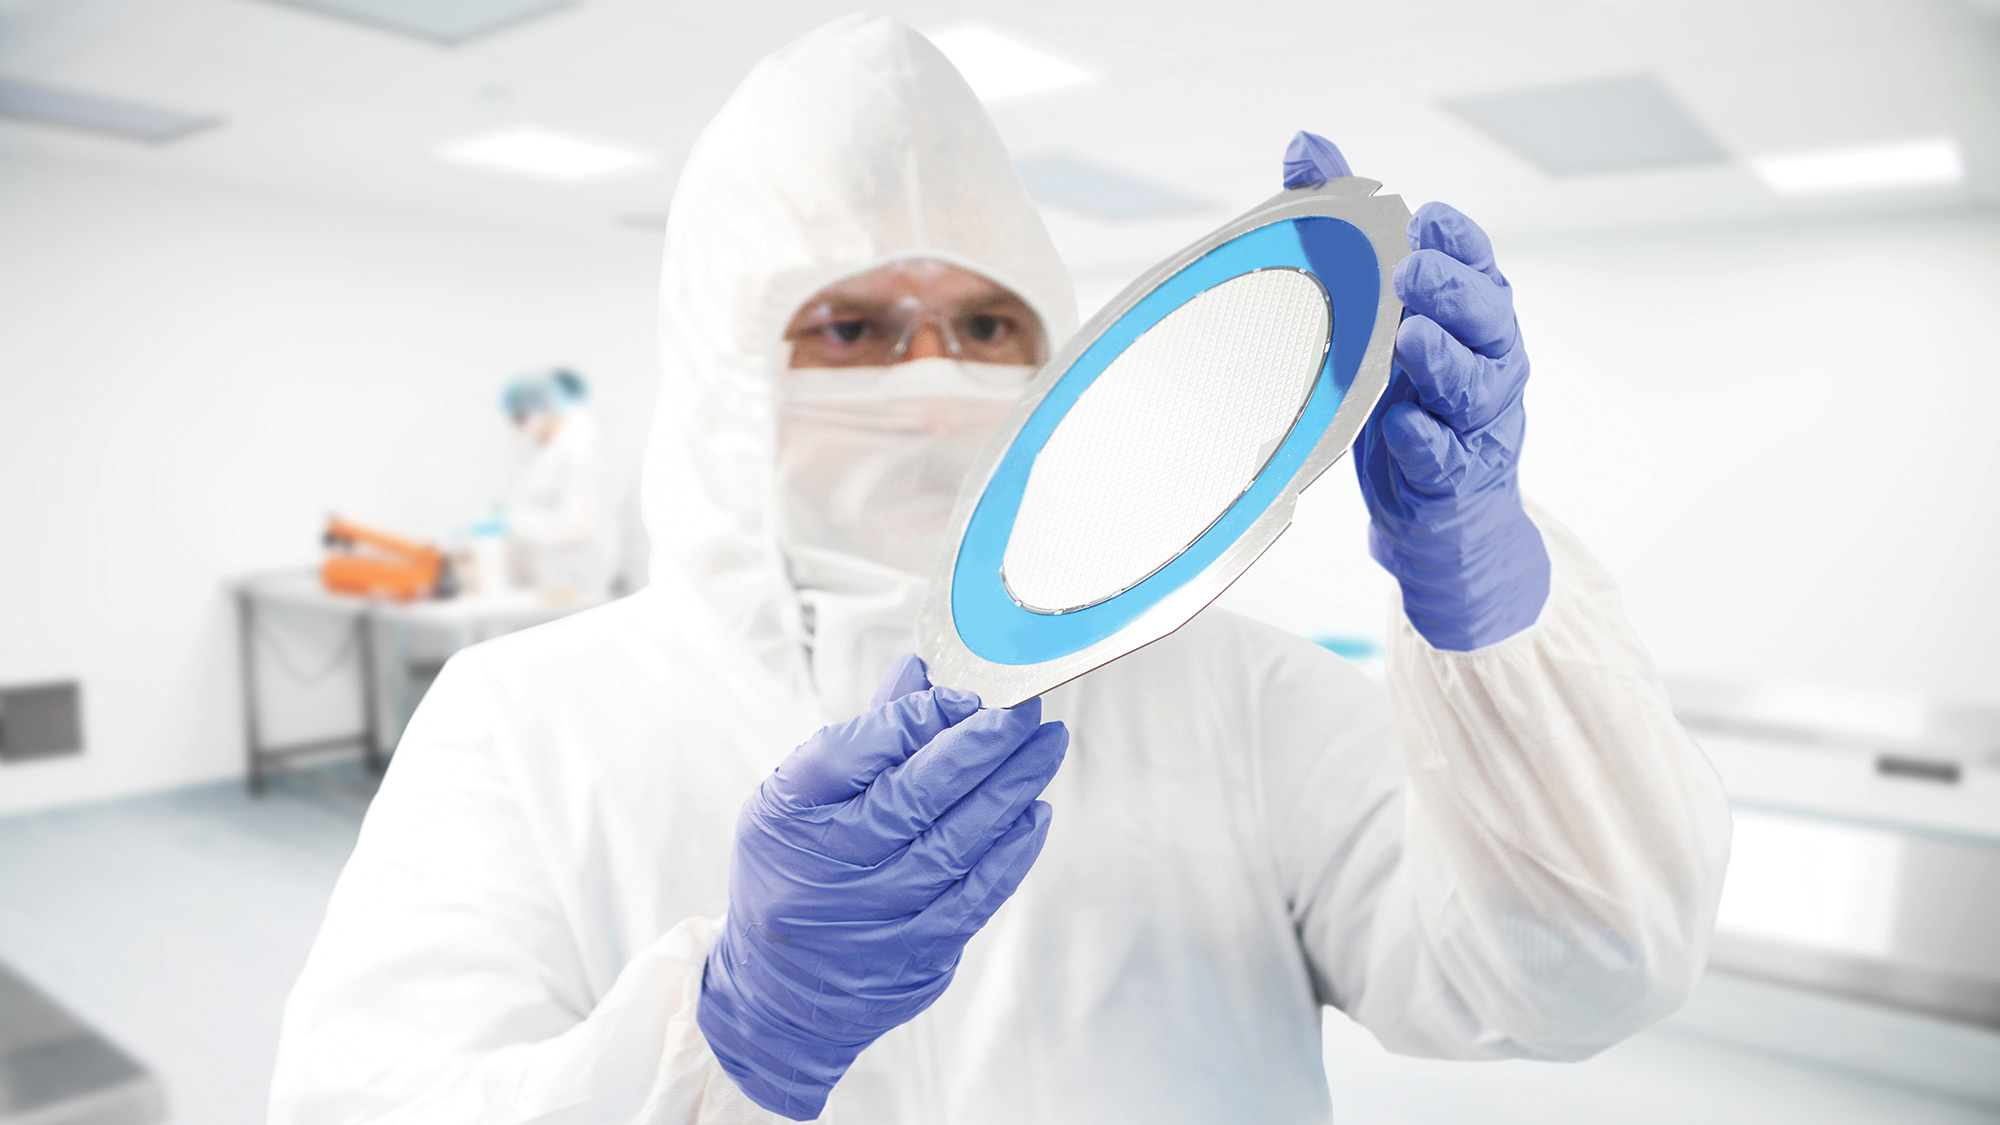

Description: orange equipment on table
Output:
[320,517,457,601]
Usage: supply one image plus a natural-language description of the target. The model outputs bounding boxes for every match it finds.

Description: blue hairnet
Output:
[501,368,589,419]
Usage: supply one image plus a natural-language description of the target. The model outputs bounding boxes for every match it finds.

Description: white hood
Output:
[640,13,1079,703]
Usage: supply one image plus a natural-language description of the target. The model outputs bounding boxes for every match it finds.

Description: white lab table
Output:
[1665,674,2000,1033]
[231,571,603,793]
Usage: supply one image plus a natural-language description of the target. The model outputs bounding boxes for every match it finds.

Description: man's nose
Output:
[900,324,953,361]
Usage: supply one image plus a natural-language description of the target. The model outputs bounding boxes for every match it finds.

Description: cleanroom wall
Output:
[0,156,661,816]
[1509,208,2000,705]
[1229,205,2000,706]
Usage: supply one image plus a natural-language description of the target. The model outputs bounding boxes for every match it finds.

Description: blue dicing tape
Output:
[952,216,1382,666]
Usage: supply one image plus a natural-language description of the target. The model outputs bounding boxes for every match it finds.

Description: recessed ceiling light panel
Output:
[1015,154,1212,222]
[1445,74,1727,175]
[925,23,1100,102]
[1750,136,1965,195]
[437,126,658,182]
[0,77,219,143]
[260,0,573,45]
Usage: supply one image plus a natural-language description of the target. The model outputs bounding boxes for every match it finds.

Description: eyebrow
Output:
[787,293,1033,327]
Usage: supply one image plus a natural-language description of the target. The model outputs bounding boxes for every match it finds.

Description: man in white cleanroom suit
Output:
[272,15,1732,1124]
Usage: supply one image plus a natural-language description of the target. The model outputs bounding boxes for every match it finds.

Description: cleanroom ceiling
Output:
[1,0,1994,276]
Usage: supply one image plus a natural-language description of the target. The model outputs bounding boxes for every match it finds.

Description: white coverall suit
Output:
[271,15,1734,1124]
[509,405,616,597]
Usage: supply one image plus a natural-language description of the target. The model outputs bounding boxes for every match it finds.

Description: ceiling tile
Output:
[1445,74,1729,176]
[0,76,218,142]
[1015,153,1213,221]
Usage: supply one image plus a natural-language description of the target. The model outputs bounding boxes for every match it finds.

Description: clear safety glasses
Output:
[784,264,1047,369]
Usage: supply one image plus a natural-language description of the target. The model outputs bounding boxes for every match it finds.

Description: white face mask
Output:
[773,357,1032,576]
[772,356,1034,713]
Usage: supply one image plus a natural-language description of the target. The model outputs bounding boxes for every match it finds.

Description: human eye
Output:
[964,313,1005,343]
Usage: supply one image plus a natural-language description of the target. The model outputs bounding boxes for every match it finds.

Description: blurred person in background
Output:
[271,15,1732,1124]
[499,367,615,598]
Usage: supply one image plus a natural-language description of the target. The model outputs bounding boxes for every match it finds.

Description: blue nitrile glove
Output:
[699,655,1067,1119]
[1286,132,1551,651]
[1283,129,1354,187]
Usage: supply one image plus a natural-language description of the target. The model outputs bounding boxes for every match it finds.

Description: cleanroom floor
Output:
[0,769,1994,1125]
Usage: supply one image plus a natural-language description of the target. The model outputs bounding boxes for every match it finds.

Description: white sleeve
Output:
[268,659,780,1125]
[1275,504,1733,1061]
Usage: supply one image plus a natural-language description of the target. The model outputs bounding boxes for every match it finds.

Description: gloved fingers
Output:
[1393,317,1531,434]
[728,816,917,911]
[742,917,950,1011]
[767,686,982,811]
[1394,249,1517,359]
[868,653,933,710]
[1282,130,1354,189]
[1407,201,1506,286]
[1380,400,1472,494]
[860,698,1045,838]
[1394,316,1482,430]
[902,721,1067,882]
[903,801,1054,971]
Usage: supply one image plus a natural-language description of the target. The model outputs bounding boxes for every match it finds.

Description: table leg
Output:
[359,611,384,774]
[237,590,265,796]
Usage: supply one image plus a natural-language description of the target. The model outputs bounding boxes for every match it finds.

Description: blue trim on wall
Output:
[951,216,1382,666]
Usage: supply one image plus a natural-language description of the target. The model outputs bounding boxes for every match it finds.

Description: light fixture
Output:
[1750,136,1965,195]
[1443,74,1727,175]
[0,77,218,143]
[258,0,573,45]
[924,23,1100,102]
[437,126,657,182]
